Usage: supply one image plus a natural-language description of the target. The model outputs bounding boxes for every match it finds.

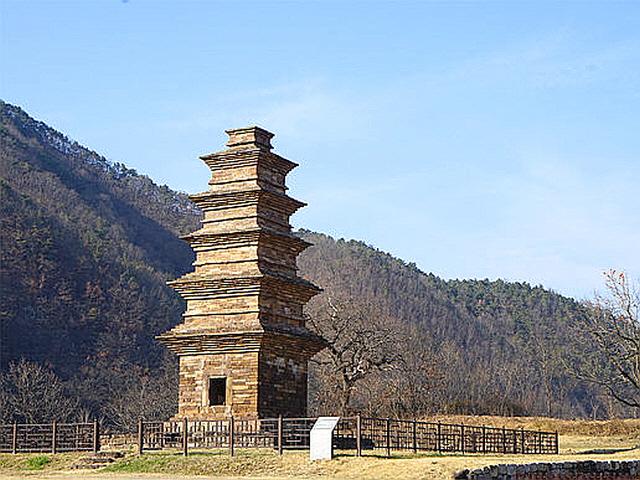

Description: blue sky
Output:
[2,1,639,299]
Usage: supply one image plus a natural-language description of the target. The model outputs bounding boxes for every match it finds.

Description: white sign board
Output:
[310,416,340,460]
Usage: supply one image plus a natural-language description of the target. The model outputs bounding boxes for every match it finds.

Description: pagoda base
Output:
[160,330,326,420]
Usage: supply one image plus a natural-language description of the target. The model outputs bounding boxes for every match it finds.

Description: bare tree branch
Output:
[577,270,640,410]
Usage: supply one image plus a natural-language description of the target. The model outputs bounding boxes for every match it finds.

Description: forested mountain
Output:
[0,101,611,424]
[0,101,199,420]
[298,232,604,419]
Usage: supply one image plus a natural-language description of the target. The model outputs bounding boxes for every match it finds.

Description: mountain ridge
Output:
[0,101,609,421]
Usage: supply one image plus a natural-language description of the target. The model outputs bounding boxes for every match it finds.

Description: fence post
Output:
[537,431,542,454]
[93,419,100,454]
[460,424,465,454]
[385,418,391,457]
[182,417,188,457]
[11,422,17,454]
[520,428,525,454]
[501,426,506,454]
[412,419,417,454]
[554,431,559,454]
[138,418,144,455]
[277,415,283,455]
[52,420,57,454]
[437,422,442,453]
[482,426,486,454]
[356,414,362,457]
[229,416,235,457]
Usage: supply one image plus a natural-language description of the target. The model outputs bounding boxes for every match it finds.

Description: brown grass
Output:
[425,415,640,437]
[1,443,639,480]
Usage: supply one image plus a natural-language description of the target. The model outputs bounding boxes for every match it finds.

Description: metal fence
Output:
[139,416,559,457]
[0,421,99,454]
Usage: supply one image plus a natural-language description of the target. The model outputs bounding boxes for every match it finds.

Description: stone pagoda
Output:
[157,126,325,419]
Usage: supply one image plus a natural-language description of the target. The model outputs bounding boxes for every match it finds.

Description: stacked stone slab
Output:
[454,460,640,479]
[157,126,324,419]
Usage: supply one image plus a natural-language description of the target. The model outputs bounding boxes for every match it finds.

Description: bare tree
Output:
[103,364,177,431]
[580,270,640,409]
[0,359,77,422]
[357,326,443,418]
[528,317,564,416]
[0,381,10,422]
[307,297,404,414]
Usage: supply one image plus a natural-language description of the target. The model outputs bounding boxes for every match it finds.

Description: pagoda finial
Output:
[225,126,274,151]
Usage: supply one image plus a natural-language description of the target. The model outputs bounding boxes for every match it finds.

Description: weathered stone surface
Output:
[454,460,640,479]
[157,127,324,419]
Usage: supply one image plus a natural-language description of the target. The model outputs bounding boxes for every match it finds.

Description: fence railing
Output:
[0,421,99,454]
[0,417,557,457]
[139,416,559,457]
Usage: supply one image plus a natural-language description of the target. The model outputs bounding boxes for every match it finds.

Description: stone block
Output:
[158,127,323,419]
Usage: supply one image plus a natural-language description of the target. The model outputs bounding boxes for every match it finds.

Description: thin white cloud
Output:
[156,79,369,145]
[152,28,639,299]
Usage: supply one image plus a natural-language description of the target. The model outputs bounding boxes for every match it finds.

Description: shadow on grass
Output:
[577,446,640,455]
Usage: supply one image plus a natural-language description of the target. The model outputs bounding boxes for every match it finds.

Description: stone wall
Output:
[178,352,259,418]
[258,338,309,417]
[454,460,640,479]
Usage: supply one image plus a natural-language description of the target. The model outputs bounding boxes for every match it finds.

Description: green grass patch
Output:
[103,449,342,477]
[0,452,84,473]
[25,455,50,470]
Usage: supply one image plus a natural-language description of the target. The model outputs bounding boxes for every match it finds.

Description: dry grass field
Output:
[1,416,639,480]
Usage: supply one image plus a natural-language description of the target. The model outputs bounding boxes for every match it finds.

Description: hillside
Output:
[0,101,200,419]
[298,232,597,418]
[0,101,608,423]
